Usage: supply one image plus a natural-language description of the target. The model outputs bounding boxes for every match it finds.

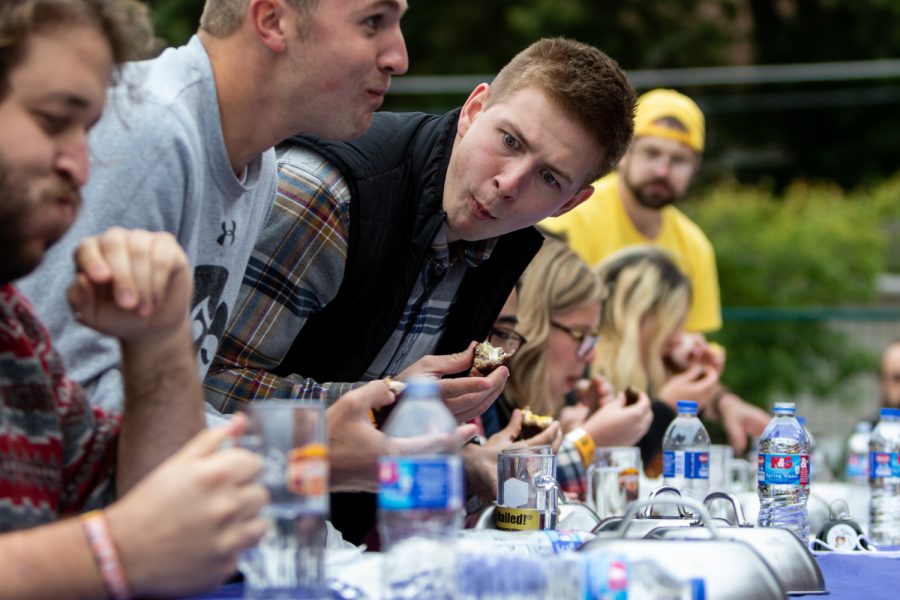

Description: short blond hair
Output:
[487,37,636,184]
[200,0,317,37]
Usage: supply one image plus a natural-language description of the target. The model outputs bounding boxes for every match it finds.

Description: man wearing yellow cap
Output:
[540,88,719,333]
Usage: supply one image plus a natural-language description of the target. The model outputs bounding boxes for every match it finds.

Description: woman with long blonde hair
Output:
[594,246,769,457]
[594,245,694,397]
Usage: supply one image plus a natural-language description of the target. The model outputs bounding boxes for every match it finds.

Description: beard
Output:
[0,156,77,285]
[0,160,36,285]
[622,171,679,210]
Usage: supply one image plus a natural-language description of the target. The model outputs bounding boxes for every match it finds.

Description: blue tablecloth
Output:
[184,553,900,599]
[799,552,900,598]
[185,583,241,599]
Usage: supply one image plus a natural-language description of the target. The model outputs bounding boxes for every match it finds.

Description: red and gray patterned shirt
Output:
[0,284,119,532]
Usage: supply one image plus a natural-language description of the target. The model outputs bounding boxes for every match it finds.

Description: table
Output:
[183,552,900,599]
[799,552,900,598]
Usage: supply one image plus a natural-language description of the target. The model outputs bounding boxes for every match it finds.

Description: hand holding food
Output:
[518,407,555,440]
[472,339,512,375]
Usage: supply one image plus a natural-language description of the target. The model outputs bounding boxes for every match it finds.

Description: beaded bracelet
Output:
[81,510,131,600]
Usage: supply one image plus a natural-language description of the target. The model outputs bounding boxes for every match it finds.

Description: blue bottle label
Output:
[846,453,869,479]
[662,450,710,479]
[583,555,628,600]
[869,451,900,479]
[543,530,592,553]
[757,453,809,486]
[377,456,462,511]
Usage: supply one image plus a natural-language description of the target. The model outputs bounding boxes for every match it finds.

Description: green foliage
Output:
[749,0,900,63]
[145,1,900,188]
[399,0,739,74]
[685,180,888,406]
[147,0,202,47]
[394,0,900,190]
[693,181,884,306]
[862,174,900,272]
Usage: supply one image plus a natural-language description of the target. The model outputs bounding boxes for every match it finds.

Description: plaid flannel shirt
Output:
[556,439,588,498]
[205,145,494,411]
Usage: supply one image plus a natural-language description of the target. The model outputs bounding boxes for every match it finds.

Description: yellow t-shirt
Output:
[540,172,722,333]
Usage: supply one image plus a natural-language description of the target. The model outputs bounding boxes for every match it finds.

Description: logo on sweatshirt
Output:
[191,265,230,367]
[217,220,236,246]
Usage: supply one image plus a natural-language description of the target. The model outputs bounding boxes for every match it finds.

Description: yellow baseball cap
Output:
[633,89,705,153]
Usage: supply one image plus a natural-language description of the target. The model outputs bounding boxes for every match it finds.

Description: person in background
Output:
[880,339,900,409]
[483,239,653,497]
[593,246,768,460]
[0,1,269,596]
[204,37,636,539]
[540,88,718,334]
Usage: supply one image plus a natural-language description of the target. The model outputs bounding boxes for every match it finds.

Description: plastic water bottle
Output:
[868,407,900,546]
[757,402,810,543]
[377,375,463,599]
[626,560,706,600]
[575,554,704,600]
[846,421,872,484]
[457,550,704,599]
[798,416,831,482]
[662,400,711,505]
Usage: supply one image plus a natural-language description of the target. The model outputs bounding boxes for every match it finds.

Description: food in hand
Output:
[518,407,554,440]
[382,377,406,395]
[473,339,511,375]
[624,386,640,406]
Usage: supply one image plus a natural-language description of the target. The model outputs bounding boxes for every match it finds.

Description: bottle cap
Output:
[880,407,900,419]
[403,375,440,399]
[690,578,706,600]
[772,402,796,415]
[676,400,698,414]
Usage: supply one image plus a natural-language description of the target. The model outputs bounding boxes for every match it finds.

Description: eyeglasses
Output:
[631,144,697,177]
[550,320,600,359]
[488,326,527,356]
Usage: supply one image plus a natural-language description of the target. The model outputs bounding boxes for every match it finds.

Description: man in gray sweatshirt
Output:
[19,0,409,414]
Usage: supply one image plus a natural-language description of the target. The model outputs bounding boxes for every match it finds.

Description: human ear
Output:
[457,83,491,138]
[249,0,288,53]
[550,185,594,217]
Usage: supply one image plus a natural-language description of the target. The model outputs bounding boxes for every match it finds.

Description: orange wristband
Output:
[81,510,131,600]
[566,427,596,467]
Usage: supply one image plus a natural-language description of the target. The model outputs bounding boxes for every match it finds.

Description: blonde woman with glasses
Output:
[482,239,653,497]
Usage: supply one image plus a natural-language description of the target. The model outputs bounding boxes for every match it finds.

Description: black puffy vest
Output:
[274,110,543,383]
